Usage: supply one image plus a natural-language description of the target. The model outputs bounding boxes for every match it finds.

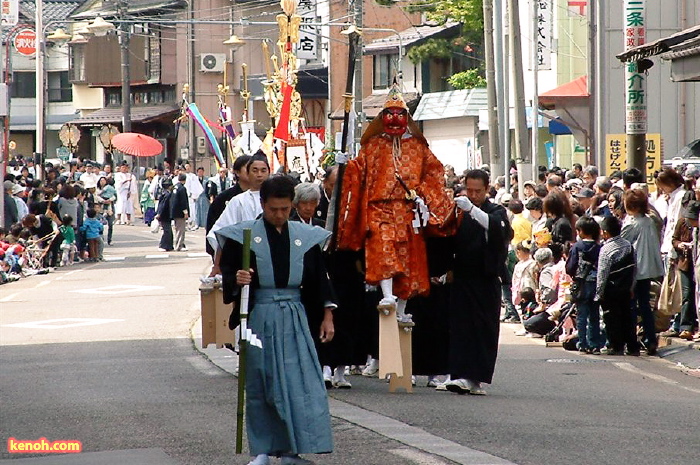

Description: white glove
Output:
[455,196,473,211]
[415,197,425,208]
[335,152,349,164]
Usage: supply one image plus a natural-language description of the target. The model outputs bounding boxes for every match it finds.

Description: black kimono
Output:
[448,200,512,384]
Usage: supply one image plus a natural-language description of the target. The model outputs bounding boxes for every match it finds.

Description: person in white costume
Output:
[183,163,204,230]
[114,164,138,225]
[207,152,270,275]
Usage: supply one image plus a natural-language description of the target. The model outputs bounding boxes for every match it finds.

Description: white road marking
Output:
[3,318,125,329]
[0,293,19,302]
[35,281,51,288]
[389,448,450,464]
[187,253,209,258]
[104,256,126,261]
[329,399,516,465]
[613,362,700,394]
[145,254,170,259]
[70,284,164,295]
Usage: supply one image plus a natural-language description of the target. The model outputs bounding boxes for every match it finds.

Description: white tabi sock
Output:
[247,454,270,465]
[380,278,393,299]
[396,299,407,319]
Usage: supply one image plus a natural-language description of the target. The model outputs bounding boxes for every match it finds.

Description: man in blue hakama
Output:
[217,175,335,465]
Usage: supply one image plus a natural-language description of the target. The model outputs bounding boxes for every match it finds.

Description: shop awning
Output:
[616,25,700,63]
[538,75,589,109]
[549,118,572,135]
[538,76,590,148]
[616,25,700,82]
[9,113,75,131]
[68,104,181,126]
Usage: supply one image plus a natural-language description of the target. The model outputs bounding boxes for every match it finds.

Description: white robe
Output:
[114,172,138,215]
[184,172,205,223]
[207,189,261,250]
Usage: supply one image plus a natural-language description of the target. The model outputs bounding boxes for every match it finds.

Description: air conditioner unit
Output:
[200,53,226,73]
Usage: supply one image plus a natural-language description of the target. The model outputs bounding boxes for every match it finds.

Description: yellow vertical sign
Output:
[605,134,662,191]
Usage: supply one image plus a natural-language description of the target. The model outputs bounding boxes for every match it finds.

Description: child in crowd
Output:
[519,287,538,321]
[5,224,23,244]
[80,209,104,262]
[596,216,638,355]
[58,215,77,267]
[511,240,538,307]
[566,216,603,354]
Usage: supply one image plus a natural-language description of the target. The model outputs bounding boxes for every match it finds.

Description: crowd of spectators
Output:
[449,162,700,352]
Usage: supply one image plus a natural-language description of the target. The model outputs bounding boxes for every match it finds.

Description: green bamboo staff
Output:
[235,228,252,454]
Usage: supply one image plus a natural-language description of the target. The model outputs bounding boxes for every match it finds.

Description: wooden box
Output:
[200,284,236,349]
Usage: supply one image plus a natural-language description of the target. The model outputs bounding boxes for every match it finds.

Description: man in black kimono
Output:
[446,169,513,395]
[217,175,335,465]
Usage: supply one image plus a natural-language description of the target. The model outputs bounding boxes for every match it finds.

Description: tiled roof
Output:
[68,104,181,126]
[72,0,187,19]
[413,88,488,121]
[364,22,461,54]
[1,0,83,42]
[19,0,84,27]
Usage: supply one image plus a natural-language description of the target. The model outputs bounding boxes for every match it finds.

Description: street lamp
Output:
[46,28,72,43]
[223,35,246,49]
[86,16,115,37]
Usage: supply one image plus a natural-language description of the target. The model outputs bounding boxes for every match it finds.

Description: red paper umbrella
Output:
[111,132,163,157]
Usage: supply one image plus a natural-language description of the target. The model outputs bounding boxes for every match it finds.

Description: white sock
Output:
[247,454,270,465]
[334,366,346,381]
[380,279,393,299]
[396,299,407,318]
[322,365,332,379]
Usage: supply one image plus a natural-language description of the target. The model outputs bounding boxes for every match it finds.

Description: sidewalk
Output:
[498,320,700,371]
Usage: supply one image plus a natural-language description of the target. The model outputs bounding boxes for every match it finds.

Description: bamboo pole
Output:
[235,228,252,454]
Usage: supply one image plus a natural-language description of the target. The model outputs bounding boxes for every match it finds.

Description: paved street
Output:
[1,222,699,465]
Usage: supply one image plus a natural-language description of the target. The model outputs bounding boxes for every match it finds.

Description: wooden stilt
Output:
[388,327,413,393]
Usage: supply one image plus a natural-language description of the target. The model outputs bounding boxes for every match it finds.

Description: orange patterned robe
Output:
[336,134,454,300]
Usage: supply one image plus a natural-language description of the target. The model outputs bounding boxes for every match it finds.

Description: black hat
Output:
[684,201,700,219]
[573,187,595,199]
[161,177,173,187]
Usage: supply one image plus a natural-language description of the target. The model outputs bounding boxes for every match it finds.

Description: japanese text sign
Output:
[624,1,646,134]
[605,133,662,191]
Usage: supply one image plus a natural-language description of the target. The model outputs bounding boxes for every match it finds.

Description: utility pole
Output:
[587,0,597,167]
[483,0,500,177]
[35,0,44,178]
[508,0,531,196]
[531,0,539,182]
[493,0,507,182]
[623,0,646,174]
[117,0,131,134]
[187,0,195,163]
[351,0,362,152]
[594,0,605,169]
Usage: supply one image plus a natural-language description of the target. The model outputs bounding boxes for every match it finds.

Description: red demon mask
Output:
[382,108,408,137]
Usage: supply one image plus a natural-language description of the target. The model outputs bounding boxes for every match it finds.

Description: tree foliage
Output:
[447,69,487,89]
[404,0,484,43]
